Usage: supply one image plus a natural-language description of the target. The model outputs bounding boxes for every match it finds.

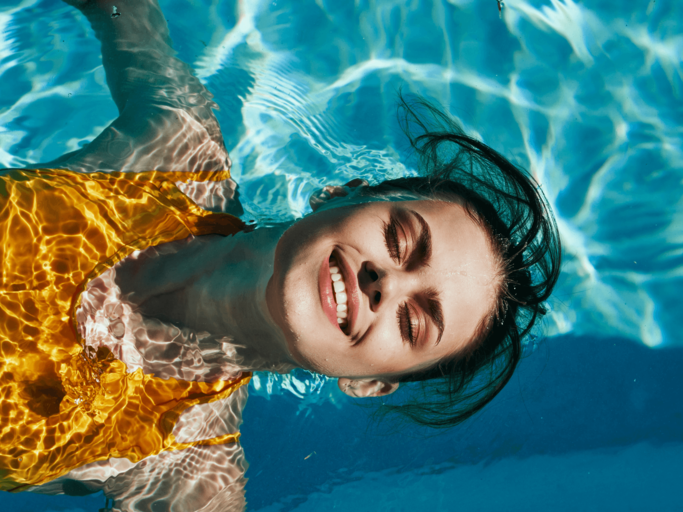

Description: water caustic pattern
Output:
[0,0,681,381]
[0,168,249,491]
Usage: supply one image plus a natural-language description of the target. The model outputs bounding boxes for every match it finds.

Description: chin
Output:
[266,212,349,374]
[274,281,345,376]
[266,263,325,373]
[280,308,339,374]
[287,340,344,376]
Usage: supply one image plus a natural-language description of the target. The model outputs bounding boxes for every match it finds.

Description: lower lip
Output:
[334,251,359,332]
[319,255,342,331]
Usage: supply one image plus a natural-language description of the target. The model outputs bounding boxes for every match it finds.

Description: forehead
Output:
[402,199,498,353]
[411,199,490,263]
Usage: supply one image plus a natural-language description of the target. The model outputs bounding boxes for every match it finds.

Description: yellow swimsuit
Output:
[0,168,250,492]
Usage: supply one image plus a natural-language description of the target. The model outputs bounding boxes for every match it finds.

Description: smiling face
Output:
[265,198,499,379]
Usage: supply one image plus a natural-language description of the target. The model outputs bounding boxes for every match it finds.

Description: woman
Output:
[0,0,560,509]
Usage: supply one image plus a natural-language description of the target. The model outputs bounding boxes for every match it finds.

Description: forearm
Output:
[37,0,230,173]
[105,443,248,512]
[75,0,202,113]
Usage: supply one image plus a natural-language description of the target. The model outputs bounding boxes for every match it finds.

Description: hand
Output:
[309,178,369,211]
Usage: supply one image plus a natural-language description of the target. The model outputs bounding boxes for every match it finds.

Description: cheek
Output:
[276,225,321,270]
[280,281,322,341]
[353,326,407,375]
[287,332,347,376]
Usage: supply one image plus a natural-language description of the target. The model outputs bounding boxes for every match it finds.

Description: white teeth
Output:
[330,258,350,329]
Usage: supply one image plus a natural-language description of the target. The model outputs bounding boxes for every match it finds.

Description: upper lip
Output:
[332,249,360,339]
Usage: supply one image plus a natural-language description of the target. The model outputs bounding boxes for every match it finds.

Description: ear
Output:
[309,179,369,212]
[337,377,399,398]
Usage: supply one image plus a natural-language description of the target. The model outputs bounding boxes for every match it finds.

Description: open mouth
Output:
[328,256,349,331]
[319,251,358,336]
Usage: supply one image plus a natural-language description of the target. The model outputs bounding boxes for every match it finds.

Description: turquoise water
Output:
[1,0,682,510]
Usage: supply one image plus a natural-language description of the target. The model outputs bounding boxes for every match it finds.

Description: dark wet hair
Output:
[358,95,561,429]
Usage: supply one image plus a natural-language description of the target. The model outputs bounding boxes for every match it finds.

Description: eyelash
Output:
[383,217,401,263]
[398,303,418,347]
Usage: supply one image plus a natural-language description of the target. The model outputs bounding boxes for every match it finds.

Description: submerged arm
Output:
[106,387,250,512]
[34,387,250,511]
[41,0,231,175]
[103,443,249,512]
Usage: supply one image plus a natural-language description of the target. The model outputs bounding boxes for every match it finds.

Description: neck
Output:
[114,225,298,373]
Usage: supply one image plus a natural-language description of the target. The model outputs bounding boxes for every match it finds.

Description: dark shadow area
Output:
[62,479,100,497]
[242,335,683,510]
[0,490,105,512]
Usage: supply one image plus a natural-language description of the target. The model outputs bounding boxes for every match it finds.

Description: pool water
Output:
[1,0,681,510]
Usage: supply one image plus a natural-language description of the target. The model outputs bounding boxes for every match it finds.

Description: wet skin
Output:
[266,199,498,380]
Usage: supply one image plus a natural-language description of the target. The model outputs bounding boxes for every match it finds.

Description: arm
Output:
[40,0,231,175]
[35,387,250,512]
[38,443,248,512]
[107,386,250,512]
[31,443,248,512]
[105,443,248,512]
[110,384,250,512]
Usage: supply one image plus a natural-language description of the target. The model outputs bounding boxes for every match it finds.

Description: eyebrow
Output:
[405,210,444,346]
[405,210,432,271]
[425,288,445,346]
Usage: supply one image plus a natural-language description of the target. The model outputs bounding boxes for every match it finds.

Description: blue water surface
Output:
[1,0,681,510]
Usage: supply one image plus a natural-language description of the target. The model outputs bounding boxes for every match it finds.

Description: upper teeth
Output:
[329,258,348,328]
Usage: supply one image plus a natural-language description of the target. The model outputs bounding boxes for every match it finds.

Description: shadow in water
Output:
[242,335,683,509]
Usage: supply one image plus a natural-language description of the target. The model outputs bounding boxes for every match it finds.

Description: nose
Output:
[359,261,398,312]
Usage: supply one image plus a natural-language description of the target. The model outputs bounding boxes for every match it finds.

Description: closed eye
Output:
[397,302,418,347]
[384,210,432,270]
[384,209,439,347]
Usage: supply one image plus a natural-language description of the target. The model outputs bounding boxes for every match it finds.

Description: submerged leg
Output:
[42,0,230,173]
